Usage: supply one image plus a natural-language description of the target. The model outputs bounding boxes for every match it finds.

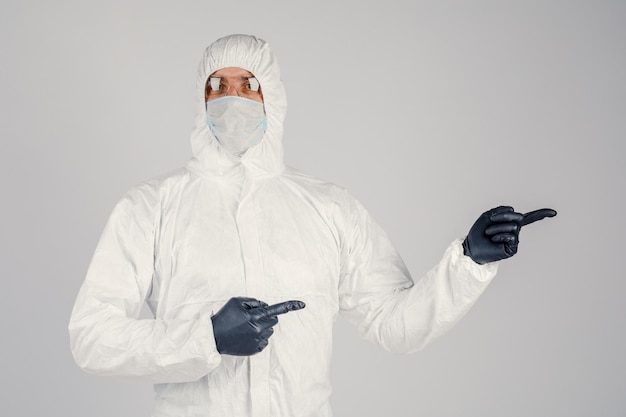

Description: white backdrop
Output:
[2,1,625,416]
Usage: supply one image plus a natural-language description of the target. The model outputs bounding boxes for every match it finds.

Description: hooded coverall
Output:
[69,34,499,417]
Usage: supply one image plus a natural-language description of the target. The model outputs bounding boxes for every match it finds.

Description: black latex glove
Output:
[463,206,557,264]
[211,297,306,356]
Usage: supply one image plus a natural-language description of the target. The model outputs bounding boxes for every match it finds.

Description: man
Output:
[69,34,555,417]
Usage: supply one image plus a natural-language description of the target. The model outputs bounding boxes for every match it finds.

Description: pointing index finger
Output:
[260,300,306,317]
[521,208,557,227]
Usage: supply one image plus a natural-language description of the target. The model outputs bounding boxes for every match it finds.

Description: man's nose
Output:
[225,85,239,97]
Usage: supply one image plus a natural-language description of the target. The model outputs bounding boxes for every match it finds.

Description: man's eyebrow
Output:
[208,75,256,81]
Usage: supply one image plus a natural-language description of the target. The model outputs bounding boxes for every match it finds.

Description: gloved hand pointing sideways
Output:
[463,206,557,264]
[211,297,306,356]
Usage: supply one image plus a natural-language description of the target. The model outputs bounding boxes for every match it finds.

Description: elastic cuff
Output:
[451,238,499,282]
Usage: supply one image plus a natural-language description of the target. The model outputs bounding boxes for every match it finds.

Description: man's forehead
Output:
[210,67,255,78]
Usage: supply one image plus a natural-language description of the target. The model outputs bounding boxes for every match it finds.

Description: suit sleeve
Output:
[68,183,222,383]
[337,191,498,354]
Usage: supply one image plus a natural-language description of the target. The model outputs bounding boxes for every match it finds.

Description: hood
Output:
[186,34,287,179]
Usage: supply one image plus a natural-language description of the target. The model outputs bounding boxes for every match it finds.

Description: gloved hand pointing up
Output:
[462,206,557,264]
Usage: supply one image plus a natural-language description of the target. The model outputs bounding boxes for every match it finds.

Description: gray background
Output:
[1,0,624,416]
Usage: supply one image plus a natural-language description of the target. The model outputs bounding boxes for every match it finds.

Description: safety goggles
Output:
[205,76,262,102]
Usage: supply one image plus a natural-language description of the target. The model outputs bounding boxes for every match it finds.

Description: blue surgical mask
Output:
[205,96,267,156]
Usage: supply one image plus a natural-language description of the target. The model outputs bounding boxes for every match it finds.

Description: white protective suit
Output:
[69,34,499,417]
